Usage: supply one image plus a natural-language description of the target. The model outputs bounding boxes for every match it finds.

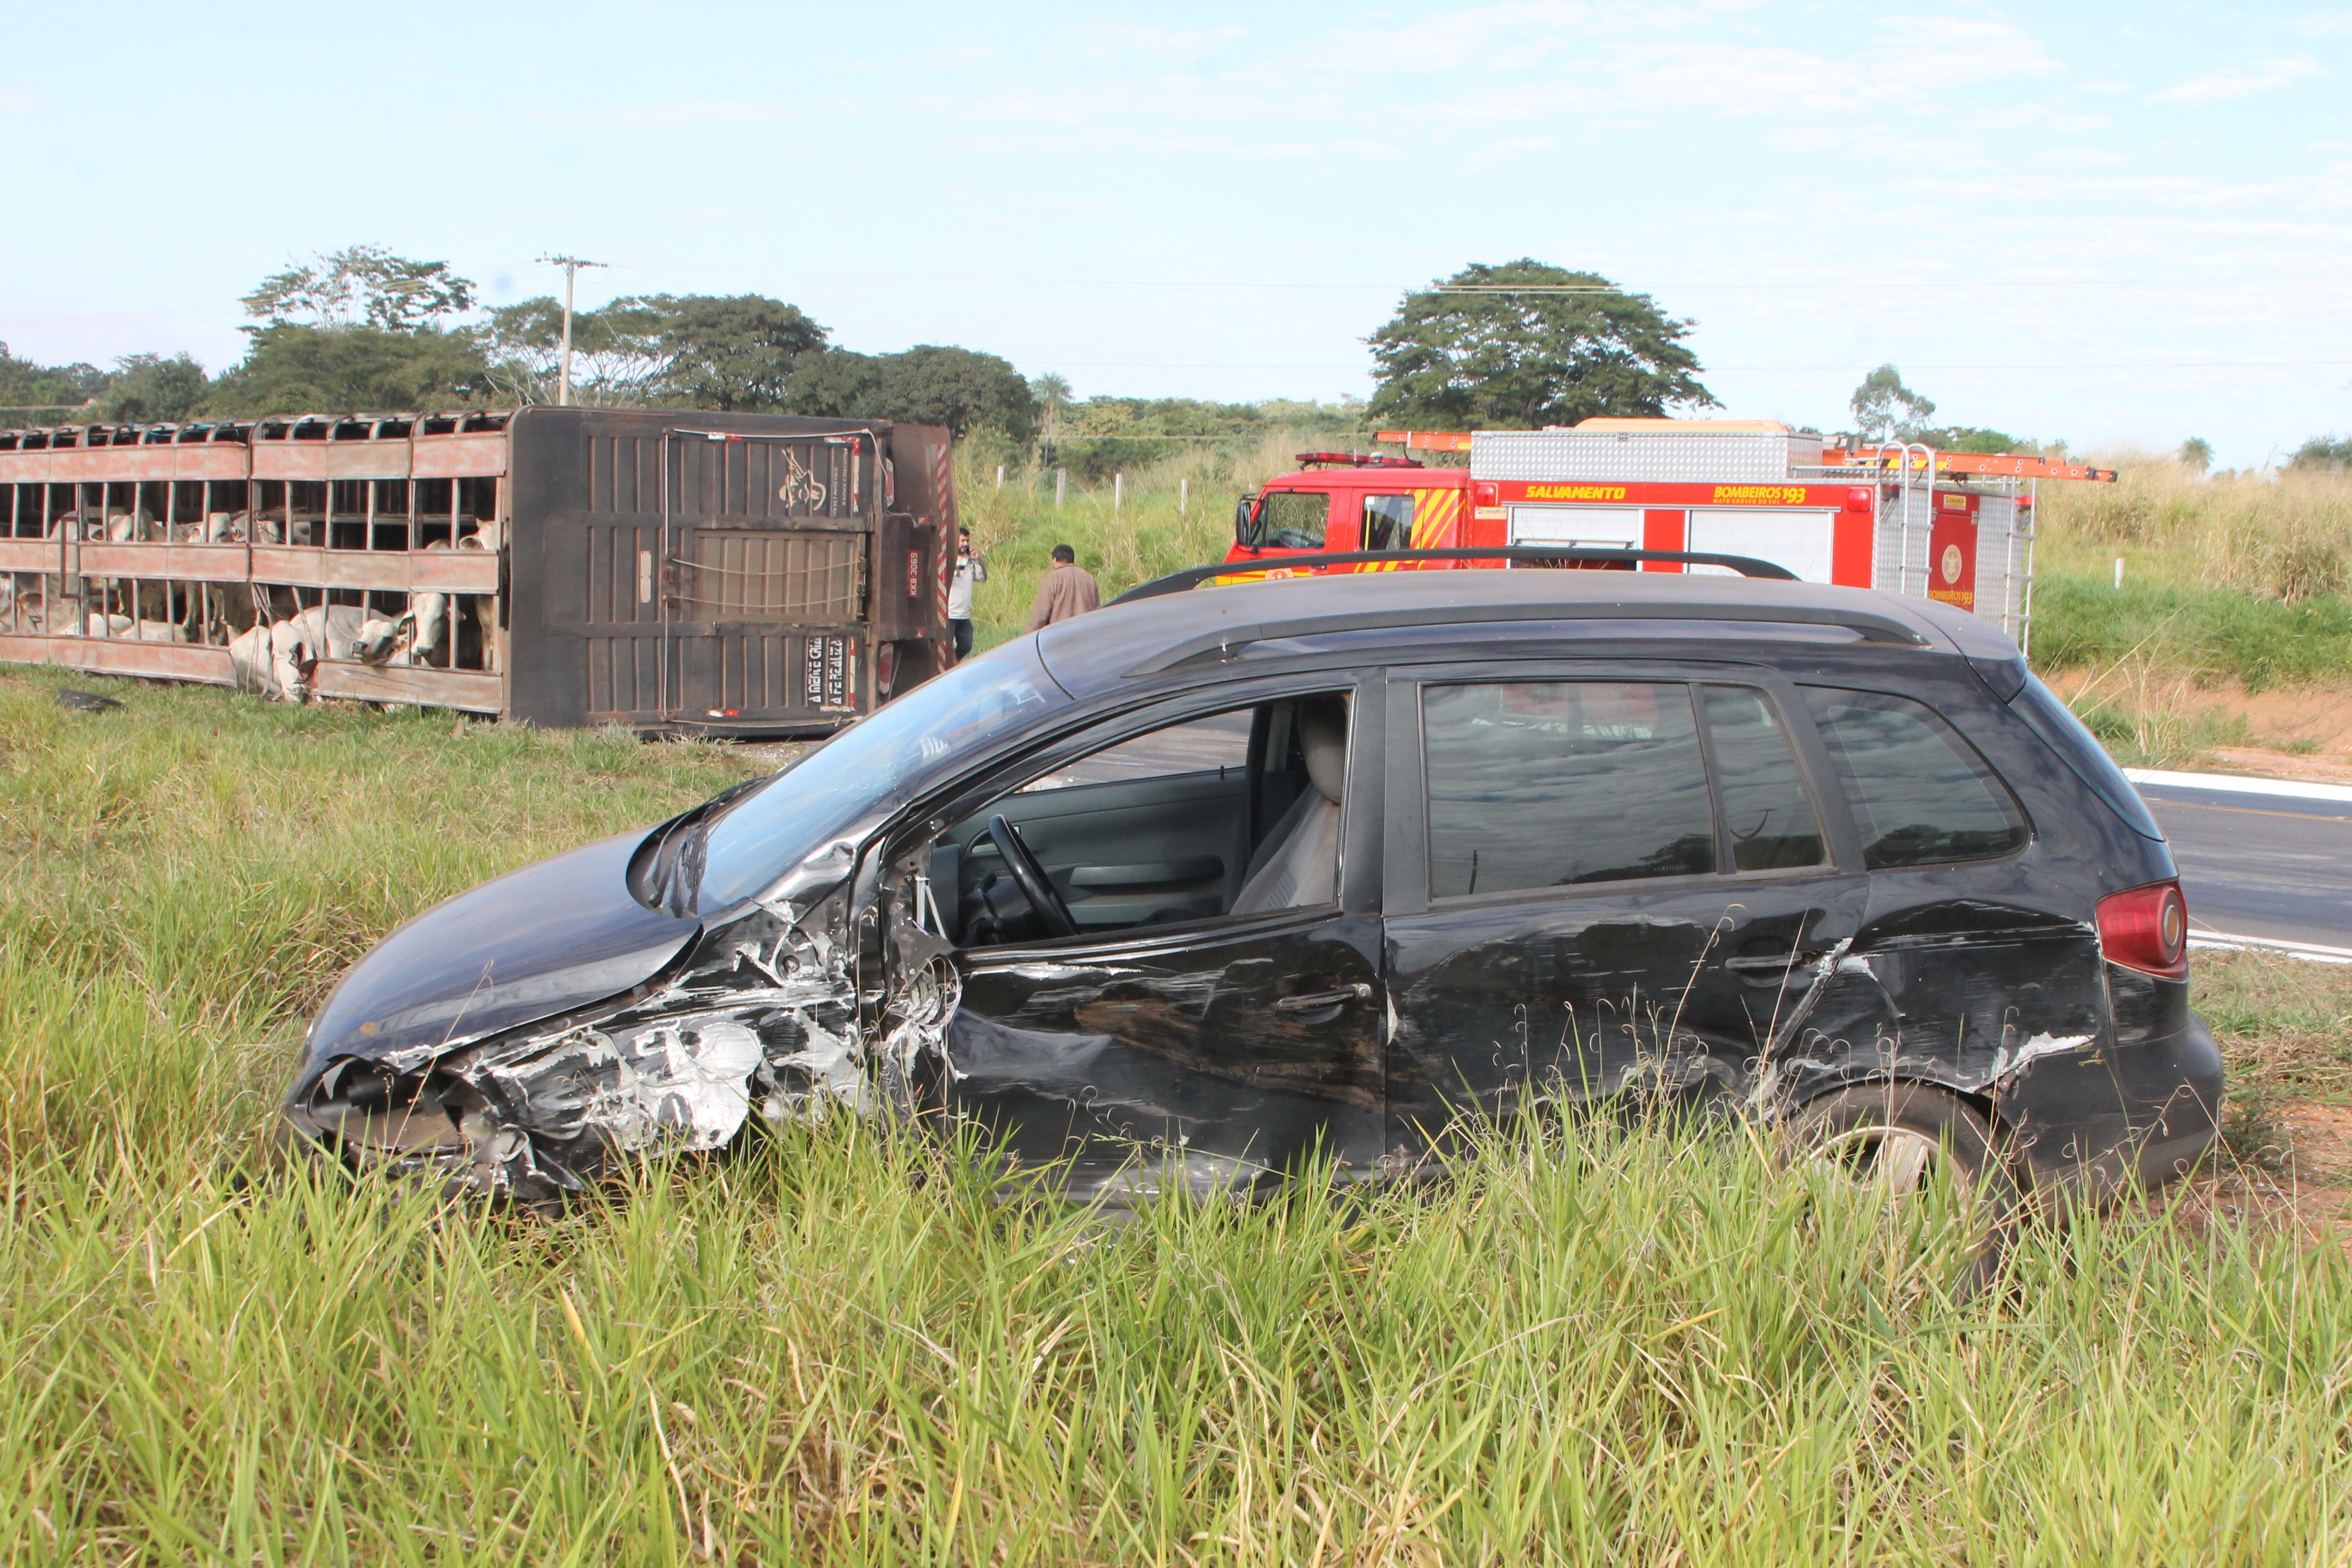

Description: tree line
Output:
[0,249,1735,444]
[24,247,2266,467]
[0,245,1043,440]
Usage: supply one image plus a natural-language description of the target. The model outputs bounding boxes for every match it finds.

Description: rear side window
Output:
[1423,682,1714,896]
[1701,685,1825,871]
[2008,674,2164,841]
[1801,688,2029,868]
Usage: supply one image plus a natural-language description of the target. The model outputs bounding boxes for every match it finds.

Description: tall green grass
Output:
[2032,577,2352,694]
[2030,453,2352,693]
[7,665,2352,1560]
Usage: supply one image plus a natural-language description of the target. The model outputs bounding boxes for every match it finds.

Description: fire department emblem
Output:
[1940,543,1964,585]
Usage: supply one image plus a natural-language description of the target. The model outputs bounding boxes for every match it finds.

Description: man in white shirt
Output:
[948,526,987,660]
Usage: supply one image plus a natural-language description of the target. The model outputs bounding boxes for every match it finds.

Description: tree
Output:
[97,353,209,423]
[1917,424,2022,455]
[482,296,671,406]
[2290,434,2352,471]
[867,346,1036,442]
[644,294,828,411]
[242,244,477,331]
[1850,364,1936,444]
[783,346,1037,440]
[782,349,884,418]
[1031,372,1072,459]
[1366,259,1714,429]
[2180,437,2213,472]
[207,324,489,416]
[0,344,109,412]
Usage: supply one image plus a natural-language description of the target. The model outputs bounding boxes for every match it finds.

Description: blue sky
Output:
[3,1,2347,465]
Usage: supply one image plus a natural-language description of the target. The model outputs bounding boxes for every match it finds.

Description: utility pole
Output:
[536,255,607,406]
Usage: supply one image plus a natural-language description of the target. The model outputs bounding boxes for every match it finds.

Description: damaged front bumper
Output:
[282,892,885,1208]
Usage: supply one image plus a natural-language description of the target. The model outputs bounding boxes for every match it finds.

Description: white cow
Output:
[57,612,187,641]
[229,604,416,701]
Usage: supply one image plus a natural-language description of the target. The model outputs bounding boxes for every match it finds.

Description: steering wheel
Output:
[985,815,1079,939]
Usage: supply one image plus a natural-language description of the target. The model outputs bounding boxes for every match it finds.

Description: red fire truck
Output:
[1224,419,2115,652]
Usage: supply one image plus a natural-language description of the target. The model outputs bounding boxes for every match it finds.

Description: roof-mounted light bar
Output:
[1293,451,1427,470]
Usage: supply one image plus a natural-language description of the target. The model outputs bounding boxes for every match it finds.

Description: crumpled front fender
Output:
[285,889,878,1207]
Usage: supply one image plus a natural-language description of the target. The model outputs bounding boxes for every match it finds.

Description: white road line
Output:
[2125,767,2352,805]
[2187,930,2352,965]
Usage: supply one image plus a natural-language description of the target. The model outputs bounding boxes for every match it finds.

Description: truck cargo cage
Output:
[0,406,959,734]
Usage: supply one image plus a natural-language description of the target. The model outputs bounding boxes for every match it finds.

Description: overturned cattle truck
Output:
[0,406,957,733]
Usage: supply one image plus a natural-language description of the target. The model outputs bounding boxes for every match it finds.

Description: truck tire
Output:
[1788,1082,2019,1295]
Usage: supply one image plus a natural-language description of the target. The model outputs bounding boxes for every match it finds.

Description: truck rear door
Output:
[661,429,871,727]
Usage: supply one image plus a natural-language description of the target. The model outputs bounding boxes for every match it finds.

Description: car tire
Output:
[1788,1082,2019,1295]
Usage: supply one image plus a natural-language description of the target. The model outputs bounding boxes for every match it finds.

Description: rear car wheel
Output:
[1789,1082,2019,1293]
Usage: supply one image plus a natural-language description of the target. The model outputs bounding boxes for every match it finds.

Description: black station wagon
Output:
[283,556,2223,1211]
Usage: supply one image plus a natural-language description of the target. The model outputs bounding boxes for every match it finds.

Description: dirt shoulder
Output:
[2042,668,2352,780]
[2177,948,2352,1238]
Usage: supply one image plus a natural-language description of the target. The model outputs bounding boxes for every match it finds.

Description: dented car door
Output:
[1378,666,1874,1143]
[934,677,1389,1201]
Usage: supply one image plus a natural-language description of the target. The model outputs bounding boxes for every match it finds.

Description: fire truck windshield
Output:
[1260,491,1329,550]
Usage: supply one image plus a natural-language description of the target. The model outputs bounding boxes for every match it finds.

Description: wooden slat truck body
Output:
[0,406,957,733]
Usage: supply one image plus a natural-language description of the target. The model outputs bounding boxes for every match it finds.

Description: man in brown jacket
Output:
[1026,544,1102,631]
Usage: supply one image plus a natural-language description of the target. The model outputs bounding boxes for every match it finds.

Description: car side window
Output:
[1016,709,1254,793]
[1363,494,1414,552]
[1260,491,1329,551]
[1423,681,1714,897]
[1700,685,1825,871]
[1800,687,2029,868]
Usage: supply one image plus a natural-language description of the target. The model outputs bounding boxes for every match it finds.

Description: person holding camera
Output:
[948,526,987,660]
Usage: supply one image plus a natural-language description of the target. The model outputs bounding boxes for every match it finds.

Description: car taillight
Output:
[2096,880,2188,979]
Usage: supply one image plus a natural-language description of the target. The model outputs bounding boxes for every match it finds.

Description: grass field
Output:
[8,663,2352,1562]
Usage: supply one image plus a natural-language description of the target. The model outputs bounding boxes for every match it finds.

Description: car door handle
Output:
[1274,983,1373,1014]
[1723,951,1826,976]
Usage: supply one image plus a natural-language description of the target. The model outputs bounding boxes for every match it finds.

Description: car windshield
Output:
[696,644,1063,908]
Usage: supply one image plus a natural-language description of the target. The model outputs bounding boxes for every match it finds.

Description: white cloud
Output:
[1882,13,2065,79]
[1464,134,1560,170]
[2294,12,2352,36]
[0,86,35,115]
[2148,54,2324,104]
[609,100,794,128]
[1969,104,2110,133]
[1060,22,1248,62]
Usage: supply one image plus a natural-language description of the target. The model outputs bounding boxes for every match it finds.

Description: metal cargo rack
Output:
[0,406,957,733]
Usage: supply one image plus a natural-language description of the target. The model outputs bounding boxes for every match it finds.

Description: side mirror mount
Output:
[1234,494,1261,549]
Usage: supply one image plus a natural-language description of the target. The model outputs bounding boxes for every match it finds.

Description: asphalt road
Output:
[2127,770,2352,955]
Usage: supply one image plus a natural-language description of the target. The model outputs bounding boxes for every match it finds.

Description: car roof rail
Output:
[1121,599,1931,676]
[1112,547,1798,603]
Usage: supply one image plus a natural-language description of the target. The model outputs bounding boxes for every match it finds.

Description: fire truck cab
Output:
[1231,452,1467,563]
[1227,419,2114,651]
